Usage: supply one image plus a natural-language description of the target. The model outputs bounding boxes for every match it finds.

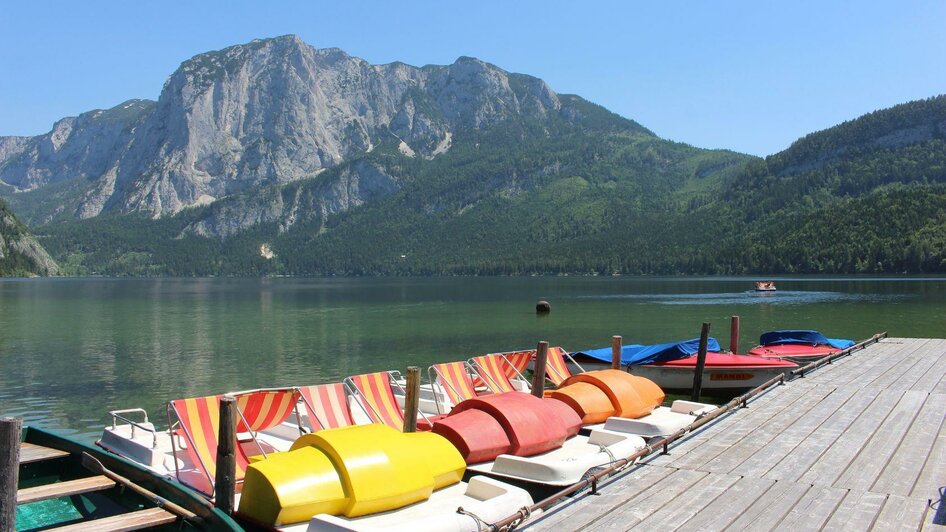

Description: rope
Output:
[598,443,631,475]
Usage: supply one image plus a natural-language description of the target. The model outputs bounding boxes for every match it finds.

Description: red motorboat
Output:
[571,339,799,391]
[630,352,798,390]
[747,330,855,364]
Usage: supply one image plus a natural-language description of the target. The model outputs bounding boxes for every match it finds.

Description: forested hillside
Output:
[29,96,946,276]
[713,96,946,273]
[0,198,58,276]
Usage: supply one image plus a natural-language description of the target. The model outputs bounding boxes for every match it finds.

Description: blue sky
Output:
[1,1,943,156]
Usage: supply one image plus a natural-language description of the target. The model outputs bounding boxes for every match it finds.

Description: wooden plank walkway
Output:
[525,337,946,531]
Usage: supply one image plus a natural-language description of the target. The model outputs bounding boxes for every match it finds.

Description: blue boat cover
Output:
[759,330,854,350]
[573,337,722,366]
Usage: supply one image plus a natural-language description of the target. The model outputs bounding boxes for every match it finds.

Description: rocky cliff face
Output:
[0,35,570,222]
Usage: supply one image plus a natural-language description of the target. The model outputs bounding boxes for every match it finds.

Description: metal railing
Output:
[107,408,159,449]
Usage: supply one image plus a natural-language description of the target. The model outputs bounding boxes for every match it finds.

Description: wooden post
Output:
[1,417,22,532]
[730,315,740,354]
[403,366,421,433]
[532,341,549,397]
[691,322,711,402]
[611,335,623,370]
[214,396,237,514]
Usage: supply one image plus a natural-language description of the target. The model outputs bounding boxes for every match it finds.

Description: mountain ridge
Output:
[4,34,642,225]
[1,36,942,276]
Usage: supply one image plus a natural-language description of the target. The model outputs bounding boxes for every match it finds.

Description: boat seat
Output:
[17,475,116,505]
[19,442,69,464]
[46,507,177,531]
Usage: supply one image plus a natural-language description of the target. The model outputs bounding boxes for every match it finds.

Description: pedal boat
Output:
[431,392,647,486]
[237,424,535,531]
[97,387,534,531]
[546,369,717,440]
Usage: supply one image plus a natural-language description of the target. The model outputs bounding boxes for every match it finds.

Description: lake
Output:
[2,276,944,442]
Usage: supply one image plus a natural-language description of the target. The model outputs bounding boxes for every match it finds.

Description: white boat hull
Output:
[467,429,645,486]
[628,364,788,390]
[302,476,536,531]
[582,401,716,441]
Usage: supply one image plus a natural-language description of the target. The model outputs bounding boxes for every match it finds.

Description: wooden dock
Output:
[526,337,946,530]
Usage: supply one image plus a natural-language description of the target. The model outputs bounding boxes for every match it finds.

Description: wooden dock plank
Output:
[845,339,931,390]
[523,464,675,530]
[650,384,813,469]
[698,384,837,474]
[762,387,883,482]
[798,387,904,488]
[658,387,806,468]
[627,472,739,530]
[911,342,946,392]
[821,489,888,531]
[803,340,903,387]
[911,396,946,499]
[19,442,69,464]
[674,476,777,531]
[580,469,708,530]
[871,495,930,531]
[47,507,177,532]
[775,484,849,530]
[722,480,812,530]
[833,390,928,491]
[871,392,946,497]
[730,385,859,478]
[884,339,944,391]
[17,475,116,504]
[830,339,926,387]
[934,367,946,394]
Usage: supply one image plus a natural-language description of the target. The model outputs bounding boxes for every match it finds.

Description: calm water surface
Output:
[2,276,944,442]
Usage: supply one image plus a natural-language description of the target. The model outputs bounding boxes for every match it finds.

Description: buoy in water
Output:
[536,300,551,314]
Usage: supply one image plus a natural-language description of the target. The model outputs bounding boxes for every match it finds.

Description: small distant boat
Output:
[755,281,777,291]
[748,330,855,364]
[16,425,238,531]
[571,338,798,391]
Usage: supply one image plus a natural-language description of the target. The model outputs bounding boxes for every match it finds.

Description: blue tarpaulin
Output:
[759,330,854,350]
[573,337,722,366]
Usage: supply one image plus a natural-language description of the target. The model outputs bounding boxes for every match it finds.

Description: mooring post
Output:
[532,341,550,397]
[611,335,623,370]
[691,322,711,402]
[215,396,237,514]
[0,417,21,532]
[729,315,740,354]
[403,366,421,433]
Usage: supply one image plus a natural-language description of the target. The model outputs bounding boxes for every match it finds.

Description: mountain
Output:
[0,35,636,225]
[1,35,942,275]
[0,35,749,275]
[0,198,59,276]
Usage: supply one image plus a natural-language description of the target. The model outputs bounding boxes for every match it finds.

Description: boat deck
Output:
[526,337,946,530]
